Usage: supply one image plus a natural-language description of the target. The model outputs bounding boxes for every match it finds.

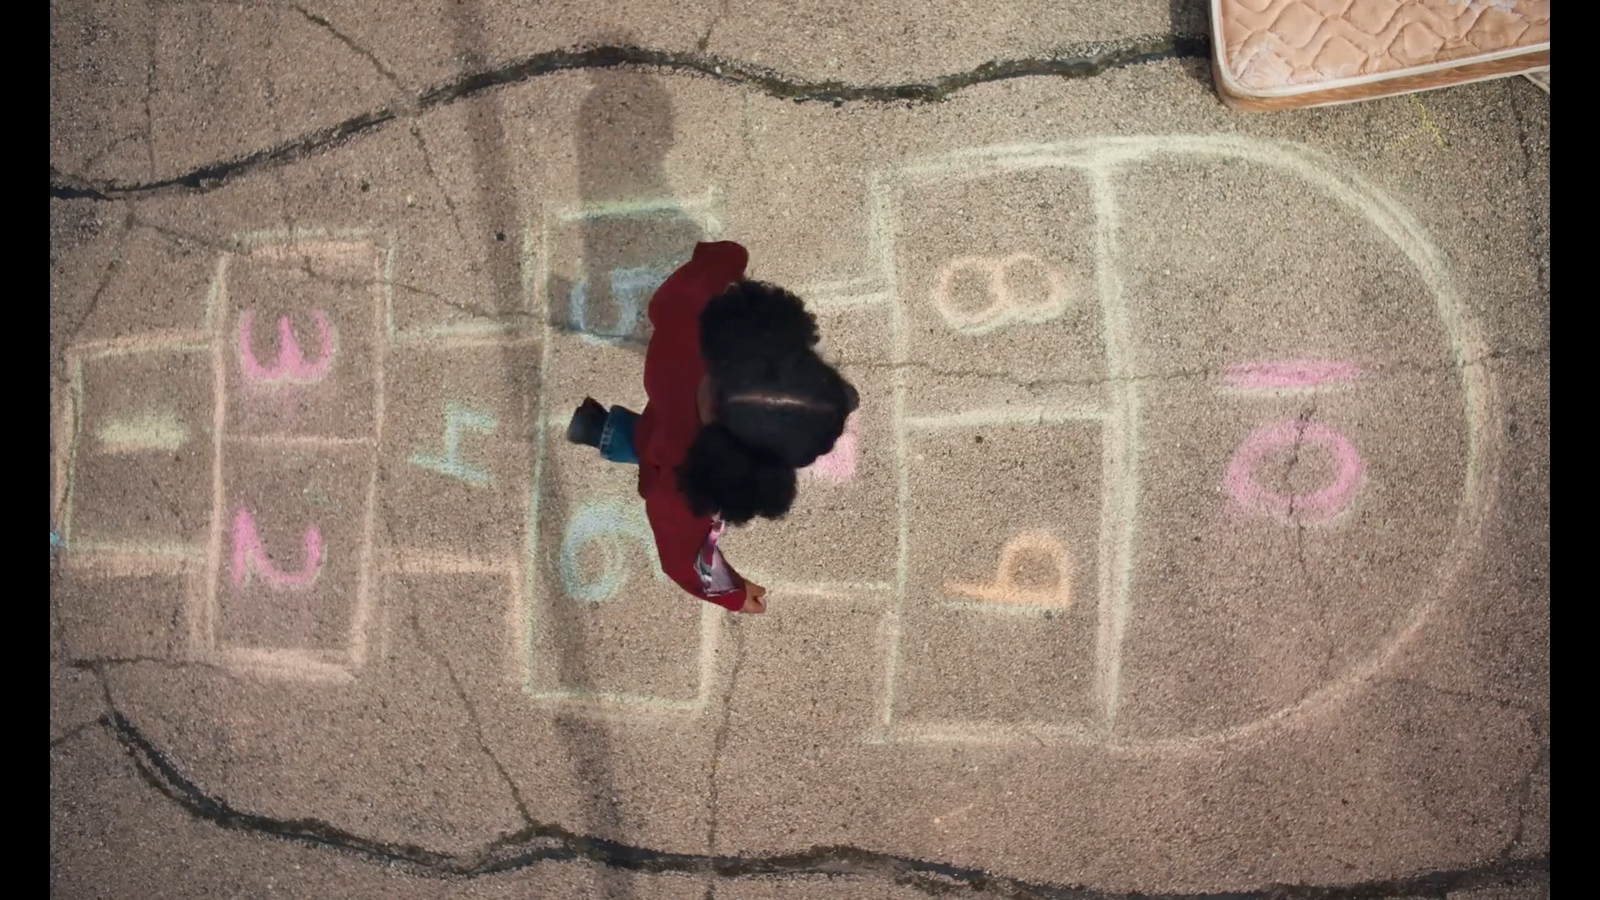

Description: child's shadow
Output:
[547,68,707,354]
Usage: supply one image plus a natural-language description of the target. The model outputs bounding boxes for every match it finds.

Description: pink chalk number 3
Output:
[237,310,336,384]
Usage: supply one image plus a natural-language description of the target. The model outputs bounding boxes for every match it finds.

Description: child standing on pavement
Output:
[566,241,859,614]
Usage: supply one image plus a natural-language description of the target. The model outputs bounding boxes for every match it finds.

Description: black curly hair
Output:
[677,280,860,525]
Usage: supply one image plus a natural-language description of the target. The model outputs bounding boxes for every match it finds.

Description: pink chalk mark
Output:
[1221,360,1360,390]
[803,413,858,482]
[1226,421,1363,522]
[237,310,336,384]
[231,508,323,589]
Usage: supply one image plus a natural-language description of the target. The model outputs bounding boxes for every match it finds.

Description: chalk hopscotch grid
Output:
[52,229,395,683]
[868,151,1138,747]
[518,193,726,714]
[48,137,1495,752]
[871,135,1496,752]
[198,232,390,683]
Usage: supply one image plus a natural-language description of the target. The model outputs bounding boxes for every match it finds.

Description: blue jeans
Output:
[599,405,640,465]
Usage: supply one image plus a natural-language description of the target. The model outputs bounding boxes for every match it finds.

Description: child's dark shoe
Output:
[566,398,607,447]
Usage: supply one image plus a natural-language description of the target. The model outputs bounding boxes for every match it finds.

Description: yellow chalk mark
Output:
[1385,95,1446,151]
[96,411,189,453]
[946,531,1072,609]
[59,541,202,577]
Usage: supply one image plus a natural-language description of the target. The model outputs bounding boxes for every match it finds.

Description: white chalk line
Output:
[936,600,1074,618]
[350,244,388,669]
[58,541,204,577]
[555,190,718,222]
[521,206,554,694]
[200,252,231,659]
[222,434,376,448]
[904,406,1108,431]
[1090,167,1140,735]
[523,688,702,713]
[874,169,912,742]
[734,576,895,598]
[209,647,356,684]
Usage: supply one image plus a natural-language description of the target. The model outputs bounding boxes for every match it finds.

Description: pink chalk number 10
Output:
[1226,422,1363,523]
[1221,361,1365,524]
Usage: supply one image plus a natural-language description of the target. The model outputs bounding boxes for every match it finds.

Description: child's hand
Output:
[738,583,767,614]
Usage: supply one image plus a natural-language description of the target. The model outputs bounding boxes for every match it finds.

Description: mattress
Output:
[1210,0,1549,111]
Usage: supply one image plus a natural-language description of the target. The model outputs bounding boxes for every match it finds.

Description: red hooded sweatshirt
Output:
[634,241,751,611]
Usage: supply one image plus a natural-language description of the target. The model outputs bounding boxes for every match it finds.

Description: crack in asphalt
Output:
[836,358,1220,391]
[68,656,237,677]
[126,215,479,313]
[1282,403,1339,699]
[702,622,749,900]
[696,0,734,55]
[50,715,109,749]
[56,649,1555,900]
[1501,737,1549,860]
[57,708,1549,900]
[1368,678,1548,860]
[408,123,471,251]
[371,469,540,832]
[291,4,407,96]
[77,131,148,179]
[62,208,135,352]
[143,3,157,179]
[1506,79,1549,301]
[404,585,538,829]
[838,351,1546,395]
[48,36,1208,201]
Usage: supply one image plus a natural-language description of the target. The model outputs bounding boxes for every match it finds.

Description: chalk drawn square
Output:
[384,215,532,342]
[219,239,384,441]
[207,443,375,680]
[1113,158,1451,374]
[1112,372,1471,740]
[891,421,1104,732]
[382,346,534,561]
[886,168,1106,417]
[543,193,718,349]
[524,435,711,707]
[63,346,214,552]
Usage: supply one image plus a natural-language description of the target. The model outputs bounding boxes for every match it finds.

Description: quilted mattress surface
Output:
[1213,0,1549,101]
